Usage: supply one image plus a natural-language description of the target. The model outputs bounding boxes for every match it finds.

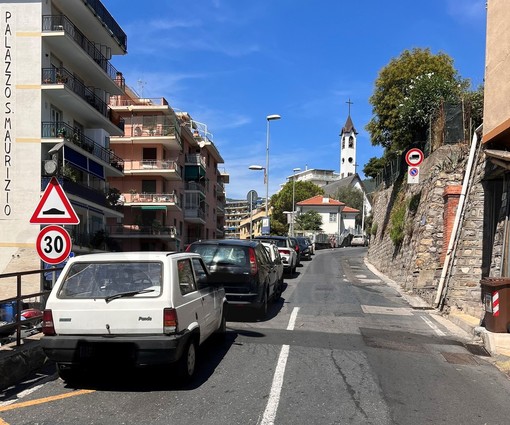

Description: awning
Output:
[140,206,167,211]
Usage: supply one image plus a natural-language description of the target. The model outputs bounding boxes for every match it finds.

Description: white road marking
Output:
[287,307,300,331]
[259,307,299,424]
[421,315,446,336]
[260,344,290,425]
[0,375,55,407]
[355,274,367,278]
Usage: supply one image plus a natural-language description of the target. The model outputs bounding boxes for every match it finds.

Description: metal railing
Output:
[42,15,123,86]
[83,0,127,51]
[0,268,61,347]
[124,159,179,174]
[184,208,206,220]
[123,192,180,206]
[42,122,124,171]
[106,225,178,237]
[42,68,109,119]
[42,177,109,208]
[185,154,207,168]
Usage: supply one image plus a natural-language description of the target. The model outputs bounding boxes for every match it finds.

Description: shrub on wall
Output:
[390,202,407,246]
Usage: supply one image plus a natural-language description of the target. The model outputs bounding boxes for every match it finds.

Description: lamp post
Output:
[264,114,281,219]
[291,167,301,236]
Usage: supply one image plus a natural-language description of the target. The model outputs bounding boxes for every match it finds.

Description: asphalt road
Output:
[2,248,510,425]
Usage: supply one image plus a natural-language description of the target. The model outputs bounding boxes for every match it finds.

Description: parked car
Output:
[254,236,298,275]
[187,239,279,318]
[351,235,369,247]
[261,241,285,290]
[289,237,302,266]
[295,236,312,261]
[304,236,315,255]
[41,251,227,382]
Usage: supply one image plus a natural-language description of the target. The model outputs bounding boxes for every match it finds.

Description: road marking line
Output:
[421,315,446,336]
[0,390,95,412]
[260,344,290,425]
[287,307,300,331]
[0,417,9,425]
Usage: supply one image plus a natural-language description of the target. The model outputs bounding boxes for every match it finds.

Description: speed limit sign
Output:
[36,225,72,264]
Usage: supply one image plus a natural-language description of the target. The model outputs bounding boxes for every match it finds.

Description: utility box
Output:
[481,277,510,333]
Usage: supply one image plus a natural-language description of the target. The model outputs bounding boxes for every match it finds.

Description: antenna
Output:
[137,79,146,98]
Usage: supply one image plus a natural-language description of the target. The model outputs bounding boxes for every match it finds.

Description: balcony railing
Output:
[111,98,169,107]
[184,208,205,220]
[185,181,206,193]
[42,67,109,118]
[106,224,178,237]
[42,15,124,87]
[83,0,127,51]
[42,122,124,171]
[124,193,180,207]
[185,154,207,168]
[42,177,108,207]
[124,159,179,174]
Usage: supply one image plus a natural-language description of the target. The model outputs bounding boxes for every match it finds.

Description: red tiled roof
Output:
[297,195,345,206]
[342,206,360,213]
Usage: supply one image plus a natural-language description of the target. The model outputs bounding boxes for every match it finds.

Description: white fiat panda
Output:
[41,251,227,382]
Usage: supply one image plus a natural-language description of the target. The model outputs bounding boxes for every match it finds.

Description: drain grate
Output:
[441,352,481,365]
[465,343,491,357]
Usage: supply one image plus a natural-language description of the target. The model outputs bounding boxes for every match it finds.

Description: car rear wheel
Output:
[258,289,268,319]
[56,363,81,383]
[177,338,197,380]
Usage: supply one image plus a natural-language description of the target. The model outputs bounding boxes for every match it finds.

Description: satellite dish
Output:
[198,141,206,148]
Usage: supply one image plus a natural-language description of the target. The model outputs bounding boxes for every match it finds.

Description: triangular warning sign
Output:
[30,177,80,224]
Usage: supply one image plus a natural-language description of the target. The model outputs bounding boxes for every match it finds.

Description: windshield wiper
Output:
[105,289,154,303]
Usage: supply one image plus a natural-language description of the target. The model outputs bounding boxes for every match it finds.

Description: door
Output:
[192,257,219,338]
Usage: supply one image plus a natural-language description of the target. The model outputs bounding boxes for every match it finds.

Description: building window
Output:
[348,136,354,148]
[329,212,337,223]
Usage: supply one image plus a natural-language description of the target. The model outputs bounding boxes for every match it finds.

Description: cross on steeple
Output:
[346,98,354,116]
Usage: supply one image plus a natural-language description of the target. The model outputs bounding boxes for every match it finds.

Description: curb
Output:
[0,334,48,391]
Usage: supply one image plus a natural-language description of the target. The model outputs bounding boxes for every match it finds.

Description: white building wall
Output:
[0,2,42,271]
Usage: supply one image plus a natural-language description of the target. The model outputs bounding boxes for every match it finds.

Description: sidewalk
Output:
[364,257,510,375]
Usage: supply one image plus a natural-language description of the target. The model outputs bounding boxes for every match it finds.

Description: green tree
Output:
[334,186,365,228]
[366,48,467,154]
[363,157,386,179]
[270,181,324,235]
[295,210,322,232]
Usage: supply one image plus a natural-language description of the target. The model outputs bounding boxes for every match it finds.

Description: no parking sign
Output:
[407,166,420,184]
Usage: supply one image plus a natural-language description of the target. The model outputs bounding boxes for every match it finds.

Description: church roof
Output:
[322,174,361,197]
[341,115,357,135]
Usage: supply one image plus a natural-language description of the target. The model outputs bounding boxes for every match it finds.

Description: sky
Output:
[103,0,487,200]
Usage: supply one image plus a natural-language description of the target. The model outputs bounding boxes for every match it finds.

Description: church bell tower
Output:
[339,99,358,178]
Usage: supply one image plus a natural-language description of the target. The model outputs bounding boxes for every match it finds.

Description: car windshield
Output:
[57,261,163,299]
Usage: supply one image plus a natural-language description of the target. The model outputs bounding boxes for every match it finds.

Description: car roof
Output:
[254,236,288,240]
[189,239,261,247]
[66,251,197,262]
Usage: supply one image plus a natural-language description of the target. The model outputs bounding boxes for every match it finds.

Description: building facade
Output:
[0,0,127,274]
[108,89,228,251]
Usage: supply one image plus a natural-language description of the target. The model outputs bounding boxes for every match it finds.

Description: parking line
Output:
[0,390,95,413]
[260,344,290,425]
[260,306,300,425]
[287,307,300,330]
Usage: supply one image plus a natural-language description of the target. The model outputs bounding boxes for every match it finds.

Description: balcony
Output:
[106,224,179,239]
[110,115,182,150]
[83,0,127,52]
[42,122,124,175]
[185,181,206,197]
[185,154,207,180]
[41,177,120,218]
[122,192,180,211]
[123,159,181,181]
[42,15,124,95]
[42,68,122,135]
[184,208,206,224]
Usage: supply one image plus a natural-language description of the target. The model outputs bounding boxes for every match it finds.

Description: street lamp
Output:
[291,167,301,236]
[264,114,281,221]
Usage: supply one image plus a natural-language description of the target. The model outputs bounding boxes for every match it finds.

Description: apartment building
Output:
[108,89,228,251]
[225,198,264,239]
[0,0,127,273]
